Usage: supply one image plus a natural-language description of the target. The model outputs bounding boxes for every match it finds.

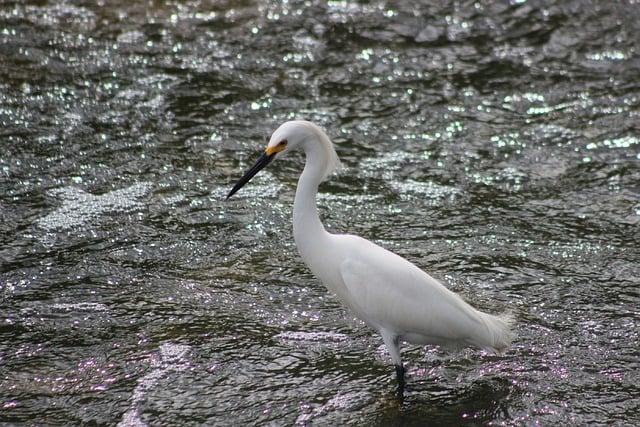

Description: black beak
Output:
[226,152,276,199]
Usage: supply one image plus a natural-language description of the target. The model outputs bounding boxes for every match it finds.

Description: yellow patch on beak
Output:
[265,143,286,156]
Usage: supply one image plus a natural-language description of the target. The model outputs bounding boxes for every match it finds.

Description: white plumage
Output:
[227,120,512,393]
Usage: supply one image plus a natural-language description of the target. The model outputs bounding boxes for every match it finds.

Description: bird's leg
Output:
[395,363,406,400]
[381,330,405,399]
[395,364,406,387]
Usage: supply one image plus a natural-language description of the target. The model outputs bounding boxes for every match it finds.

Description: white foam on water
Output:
[117,343,190,427]
[37,182,152,231]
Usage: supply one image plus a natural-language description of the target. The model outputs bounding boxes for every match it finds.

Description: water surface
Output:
[1,1,639,425]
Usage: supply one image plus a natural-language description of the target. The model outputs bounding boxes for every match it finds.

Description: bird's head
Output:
[226,121,338,199]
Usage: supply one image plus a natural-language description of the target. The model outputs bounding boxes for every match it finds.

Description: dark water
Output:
[1,0,639,425]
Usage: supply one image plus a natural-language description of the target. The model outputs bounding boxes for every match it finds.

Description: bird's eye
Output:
[278,139,288,147]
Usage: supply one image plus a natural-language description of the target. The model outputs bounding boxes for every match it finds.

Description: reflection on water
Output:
[1,0,639,425]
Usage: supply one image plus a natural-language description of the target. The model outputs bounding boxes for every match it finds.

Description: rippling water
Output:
[1,1,639,425]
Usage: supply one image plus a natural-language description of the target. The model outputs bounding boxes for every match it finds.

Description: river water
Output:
[1,1,639,425]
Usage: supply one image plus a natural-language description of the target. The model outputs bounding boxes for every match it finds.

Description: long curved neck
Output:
[293,147,331,262]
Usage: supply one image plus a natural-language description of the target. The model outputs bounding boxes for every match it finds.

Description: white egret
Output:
[227,121,512,394]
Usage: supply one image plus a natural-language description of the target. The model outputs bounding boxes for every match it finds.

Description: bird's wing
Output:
[336,234,487,346]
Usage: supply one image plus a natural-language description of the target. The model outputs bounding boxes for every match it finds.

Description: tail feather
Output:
[472,311,514,353]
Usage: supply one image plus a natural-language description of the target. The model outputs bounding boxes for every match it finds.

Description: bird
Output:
[227,120,512,396]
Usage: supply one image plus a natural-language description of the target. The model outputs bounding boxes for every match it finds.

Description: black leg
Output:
[395,364,406,400]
